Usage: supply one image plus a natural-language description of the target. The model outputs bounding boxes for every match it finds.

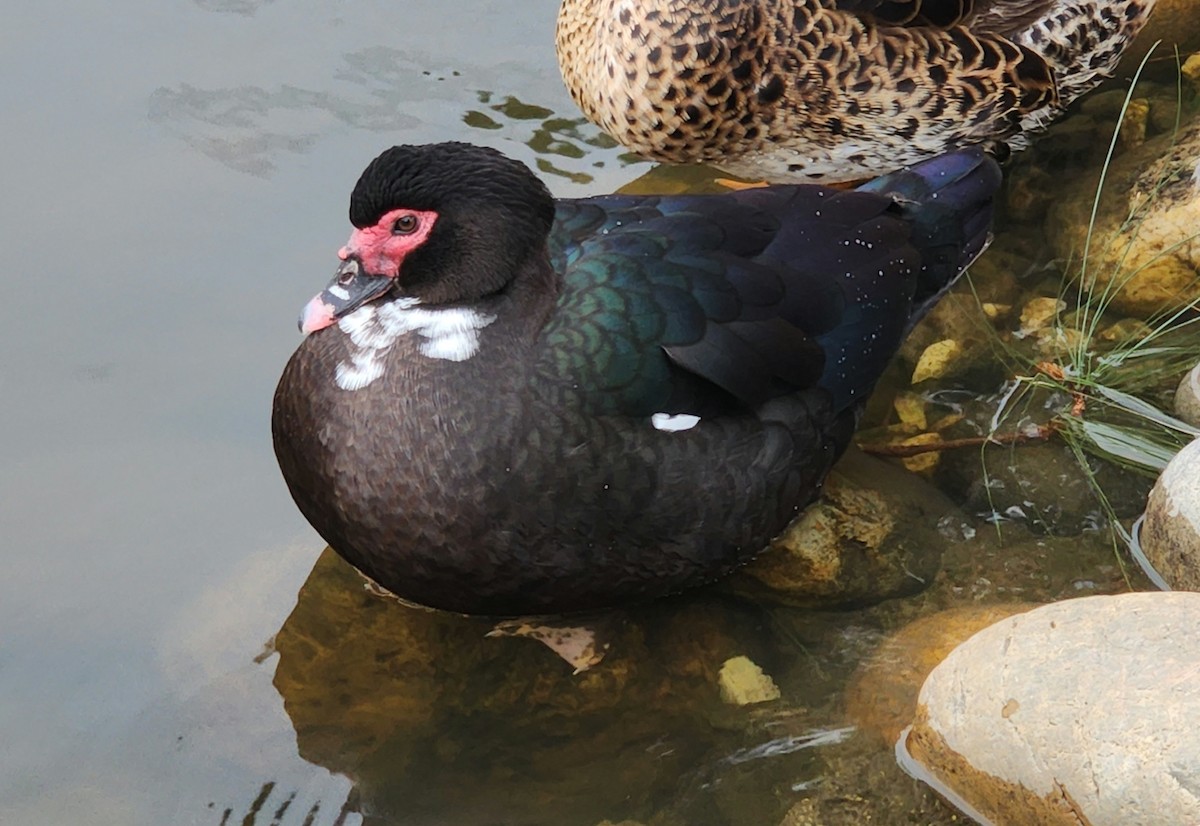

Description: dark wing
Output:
[538,188,907,415]
[541,193,820,417]
[538,148,999,416]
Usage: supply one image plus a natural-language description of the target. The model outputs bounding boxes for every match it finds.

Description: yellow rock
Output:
[1183,53,1200,91]
[718,655,781,705]
[1018,296,1064,335]
[893,392,928,430]
[1118,257,1200,315]
[895,432,944,475]
[911,339,964,384]
[981,302,1012,320]
[1119,98,1150,149]
[737,448,953,608]
[760,503,852,587]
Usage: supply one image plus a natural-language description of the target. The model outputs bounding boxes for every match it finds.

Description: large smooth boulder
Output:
[900,592,1200,825]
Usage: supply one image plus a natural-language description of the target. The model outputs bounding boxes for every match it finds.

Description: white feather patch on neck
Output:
[334,297,496,391]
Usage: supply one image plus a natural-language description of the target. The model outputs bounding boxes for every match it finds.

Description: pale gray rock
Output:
[1141,438,1200,590]
[900,592,1200,825]
[1175,364,1200,429]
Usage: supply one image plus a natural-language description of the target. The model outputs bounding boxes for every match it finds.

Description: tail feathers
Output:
[855,145,995,202]
[809,148,1002,410]
[858,147,1002,323]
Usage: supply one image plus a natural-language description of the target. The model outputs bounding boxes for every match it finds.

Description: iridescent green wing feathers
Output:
[541,194,816,417]
[537,188,894,417]
[536,148,1001,418]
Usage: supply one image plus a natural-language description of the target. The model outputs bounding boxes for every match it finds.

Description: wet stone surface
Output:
[903,592,1200,825]
[734,448,954,609]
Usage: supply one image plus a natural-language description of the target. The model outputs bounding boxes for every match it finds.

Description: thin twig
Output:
[857,424,1058,458]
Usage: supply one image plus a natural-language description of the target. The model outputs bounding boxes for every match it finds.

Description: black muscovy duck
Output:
[272,141,1000,615]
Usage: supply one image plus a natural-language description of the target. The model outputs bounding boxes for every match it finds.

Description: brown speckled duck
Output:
[556,0,1157,182]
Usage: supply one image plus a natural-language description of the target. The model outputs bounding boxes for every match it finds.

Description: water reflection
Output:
[270,550,866,826]
[468,91,639,185]
[266,514,1126,823]
[150,46,637,183]
[216,781,357,826]
[194,0,275,14]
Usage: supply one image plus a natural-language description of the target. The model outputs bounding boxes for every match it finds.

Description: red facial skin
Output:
[340,208,439,277]
[300,207,439,333]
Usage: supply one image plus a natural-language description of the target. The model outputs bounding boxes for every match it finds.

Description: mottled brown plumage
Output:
[556,0,1157,182]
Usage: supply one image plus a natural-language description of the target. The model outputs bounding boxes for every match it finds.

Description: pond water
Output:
[2,3,1178,825]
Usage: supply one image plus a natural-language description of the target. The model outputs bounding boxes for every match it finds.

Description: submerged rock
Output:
[1185,52,1200,92]
[734,448,953,608]
[1139,437,1200,589]
[272,549,787,826]
[777,745,962,826]
[1016,296,1064,336]
[897,259,1020,386]
[943,435,1151,534]
[843,605,1031,747]
[910,339,966,384]
[926,380,1157,534]
[1118,97,1150,148]
[900,592,1200,825]
[1046,112,1200,318]
[718,656,781,706]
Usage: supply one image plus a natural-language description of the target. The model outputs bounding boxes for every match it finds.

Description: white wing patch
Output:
[651,412,701,432]
[334,298,496,391]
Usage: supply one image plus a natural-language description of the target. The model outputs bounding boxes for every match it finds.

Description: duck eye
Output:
[392,214,418,235]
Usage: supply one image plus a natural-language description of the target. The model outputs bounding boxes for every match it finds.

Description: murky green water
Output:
[2,4,1183,825]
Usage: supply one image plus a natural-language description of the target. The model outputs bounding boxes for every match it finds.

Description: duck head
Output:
[299,142,557,333]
